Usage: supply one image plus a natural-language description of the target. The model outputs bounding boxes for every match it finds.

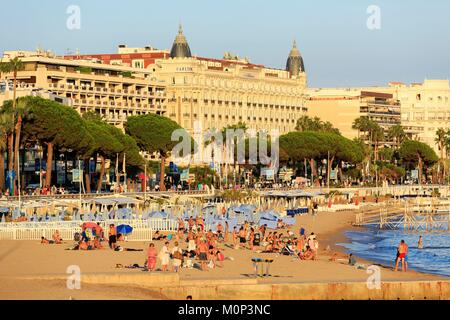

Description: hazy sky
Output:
[1,0,449,87]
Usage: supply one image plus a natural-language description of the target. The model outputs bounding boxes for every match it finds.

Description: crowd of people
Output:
[143,216,321,272]
[39,215,322,272]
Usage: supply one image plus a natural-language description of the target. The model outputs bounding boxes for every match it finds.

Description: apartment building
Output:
[1,50,167,128]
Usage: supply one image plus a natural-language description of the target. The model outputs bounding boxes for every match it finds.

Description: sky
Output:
[0,0,449,87]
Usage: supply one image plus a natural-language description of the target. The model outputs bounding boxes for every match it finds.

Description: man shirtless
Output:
[395,240,409,272]
[197,240,209,271]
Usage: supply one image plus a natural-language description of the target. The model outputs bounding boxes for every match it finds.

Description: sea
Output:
[337,227,450,277]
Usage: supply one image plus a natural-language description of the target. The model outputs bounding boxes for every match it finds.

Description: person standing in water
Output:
[395,240,409,272]
[418,235,423,249]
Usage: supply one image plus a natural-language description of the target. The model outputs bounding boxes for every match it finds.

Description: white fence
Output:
[0,218,178,241]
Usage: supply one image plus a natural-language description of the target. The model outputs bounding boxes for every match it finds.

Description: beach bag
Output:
[208,260,214,269]
[217,252,225,261]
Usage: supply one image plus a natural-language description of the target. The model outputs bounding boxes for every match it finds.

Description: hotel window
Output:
[132,60,144,68]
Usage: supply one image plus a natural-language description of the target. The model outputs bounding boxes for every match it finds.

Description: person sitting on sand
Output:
[147,243,157,272]
[41,236,52,244]
[93,236,103,250]
[348,253,357,266]
[216,250,225,268]
[79,241,88,250]
[299,246,315,260]
[52,230,62,244]
[153,230,167,241]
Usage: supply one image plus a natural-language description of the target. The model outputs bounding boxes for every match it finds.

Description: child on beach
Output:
[147,243,157,271]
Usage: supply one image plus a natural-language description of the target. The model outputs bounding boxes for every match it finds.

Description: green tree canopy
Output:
[125,113,189,190]
[295,115,340,135]
[399,140,438,182]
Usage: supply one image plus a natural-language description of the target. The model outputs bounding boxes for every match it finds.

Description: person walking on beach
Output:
[249,228,255,251]
[147,243,157,272]
[171,241,183,273]
[418,236,423,249]
[160,241,171,272]
[395,240,409,272]
[238,226,247,249]
[108,224,117,249]
[232,226,238,248]
[224,221,229,242]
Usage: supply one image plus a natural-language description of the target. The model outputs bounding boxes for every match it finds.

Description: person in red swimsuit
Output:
[395,240,408,272]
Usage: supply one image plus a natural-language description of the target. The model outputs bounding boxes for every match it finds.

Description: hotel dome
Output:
[286,40,305,76]
[170,25,192,58]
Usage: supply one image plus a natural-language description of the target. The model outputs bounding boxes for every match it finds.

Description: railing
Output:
[0,218,178,241]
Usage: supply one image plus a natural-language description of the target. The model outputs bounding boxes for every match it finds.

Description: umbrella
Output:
[81,222,98,230]
[117,224,133,235]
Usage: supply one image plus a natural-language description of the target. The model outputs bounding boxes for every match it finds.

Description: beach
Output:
[0,210,446,300]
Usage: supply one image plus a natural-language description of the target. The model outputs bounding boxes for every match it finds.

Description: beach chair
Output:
[280,244,296,256]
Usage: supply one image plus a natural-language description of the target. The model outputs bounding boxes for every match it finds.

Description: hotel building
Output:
[305,88,401,145]
[62,25,309,134]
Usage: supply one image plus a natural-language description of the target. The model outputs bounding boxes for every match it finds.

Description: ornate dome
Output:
[170,25,192,59]
[286,40,305,76]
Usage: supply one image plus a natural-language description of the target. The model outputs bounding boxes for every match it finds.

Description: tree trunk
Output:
[6,133,14,195]
[45,142,53,188]
[96,156,105,192]
[159,156,166,191]
[0,149,5,192]
[13,115,22,190]
[84,159,91,194]
[310,159,316,185]
[7,133,13,172]
[418,155,423,185]
[327,156,335,187]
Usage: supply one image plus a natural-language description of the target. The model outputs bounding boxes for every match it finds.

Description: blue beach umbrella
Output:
[116,224,133,235]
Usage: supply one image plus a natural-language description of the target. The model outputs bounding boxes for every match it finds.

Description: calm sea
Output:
[337,227,450,277]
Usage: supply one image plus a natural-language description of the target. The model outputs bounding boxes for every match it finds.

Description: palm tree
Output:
[387,124,407,149]
[370,122,384,162]
[0,113,13,191]
[435,128,448,183]
[12,98,31,190]
[2,57,24,195]
[352,116,371,140]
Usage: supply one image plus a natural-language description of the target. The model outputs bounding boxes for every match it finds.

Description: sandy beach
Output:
[0,210,446,300]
